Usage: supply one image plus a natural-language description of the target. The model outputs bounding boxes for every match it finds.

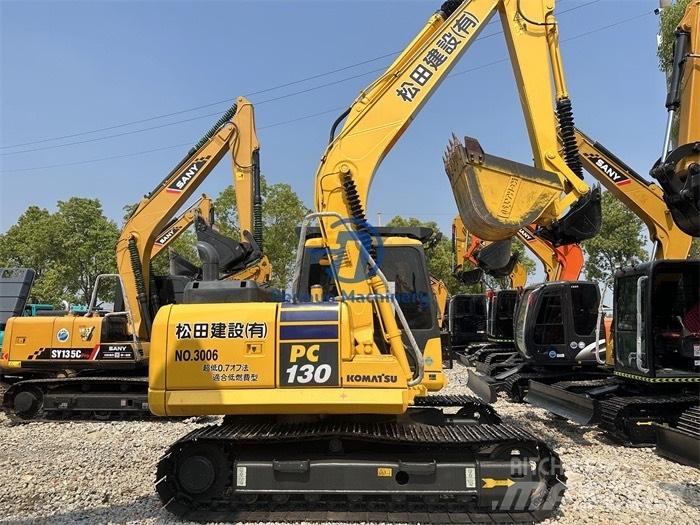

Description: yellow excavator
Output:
[524,0,699,466]
[1,97,269,420]
[148,1,608,520]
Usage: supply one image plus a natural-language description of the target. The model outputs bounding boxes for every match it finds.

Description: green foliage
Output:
[0,199,120,305]
[214,177,309,289]
[582,191,647,281]
[658,0,692,73]
[0,206,66,304]
[53,198,120,304]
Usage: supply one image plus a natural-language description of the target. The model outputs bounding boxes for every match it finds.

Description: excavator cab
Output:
[296,227,441,361]
[485,289,519,344]
[447,293,487,353]
[514,281,601,366]
[613,260,700,380]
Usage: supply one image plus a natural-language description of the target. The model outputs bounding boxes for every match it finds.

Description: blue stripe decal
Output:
[280,309,339,322]
[280,324,338,340]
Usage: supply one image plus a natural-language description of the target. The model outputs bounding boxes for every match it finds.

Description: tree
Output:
[690,238,700,258]
[0,199,120,305]
[582,191,647,281]
[214,178,309,289]
[658,0,692,73]
[54,198,120,304]
[0,206,66,304]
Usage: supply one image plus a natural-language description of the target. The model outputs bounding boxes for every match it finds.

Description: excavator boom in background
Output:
[151,194,214,259]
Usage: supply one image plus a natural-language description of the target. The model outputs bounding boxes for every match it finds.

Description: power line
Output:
[0,6,649,175]
[0,0,596,154]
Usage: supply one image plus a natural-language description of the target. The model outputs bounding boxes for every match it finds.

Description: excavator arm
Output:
[515,225,583,281]
[116,97,263,342]
[651,0,700,237]
[151,194,213,259]
[576,128,692,259]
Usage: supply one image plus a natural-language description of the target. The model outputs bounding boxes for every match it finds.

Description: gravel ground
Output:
[0,366,698,525]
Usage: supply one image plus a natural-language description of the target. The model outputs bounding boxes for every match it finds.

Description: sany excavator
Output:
[524,1,699,467]
[1,97,269,420]
[147,1,609,520]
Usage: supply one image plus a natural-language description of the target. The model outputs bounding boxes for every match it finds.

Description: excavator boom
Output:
[651,0,700,236]
[576,129,692,259]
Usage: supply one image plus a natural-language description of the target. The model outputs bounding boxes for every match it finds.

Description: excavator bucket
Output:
[456,267,484,285]
[444,135,564,241]
[536,185,602,247]
[475,239,512,272]
[194,216,260,274]
[169,251,200,278]
[486,254,520,279]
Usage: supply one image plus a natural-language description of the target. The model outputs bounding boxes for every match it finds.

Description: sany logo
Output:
[166,156,211,193]
[517,228,535,242]
[586,154,630,186]
[156,226,181,245]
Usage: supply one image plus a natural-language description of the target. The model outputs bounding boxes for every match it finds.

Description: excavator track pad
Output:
[157,411,566,523]
[443,135,563,241]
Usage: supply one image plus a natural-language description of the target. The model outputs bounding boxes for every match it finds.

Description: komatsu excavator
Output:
[523,1,700,466]
[147,1,611,520]
[1,97,269,420]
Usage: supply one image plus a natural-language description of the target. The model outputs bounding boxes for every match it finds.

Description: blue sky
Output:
[1,0,665,252]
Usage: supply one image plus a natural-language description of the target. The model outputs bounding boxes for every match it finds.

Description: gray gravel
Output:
[0,366,698,525]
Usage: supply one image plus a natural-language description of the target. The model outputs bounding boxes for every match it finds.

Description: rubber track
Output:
[675,406,700,437]
[599,395,699,444]
[159,420,565,523]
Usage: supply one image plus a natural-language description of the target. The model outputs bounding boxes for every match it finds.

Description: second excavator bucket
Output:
[476,239,514,274]
[536,185,602,247]
[194,216,260,274]
[456,267,484,285]
[485,253,520,279]
[444,135,564,241]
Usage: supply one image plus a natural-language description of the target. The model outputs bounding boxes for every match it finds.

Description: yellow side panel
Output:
[151,303,279,392]
[158,387,410,416]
